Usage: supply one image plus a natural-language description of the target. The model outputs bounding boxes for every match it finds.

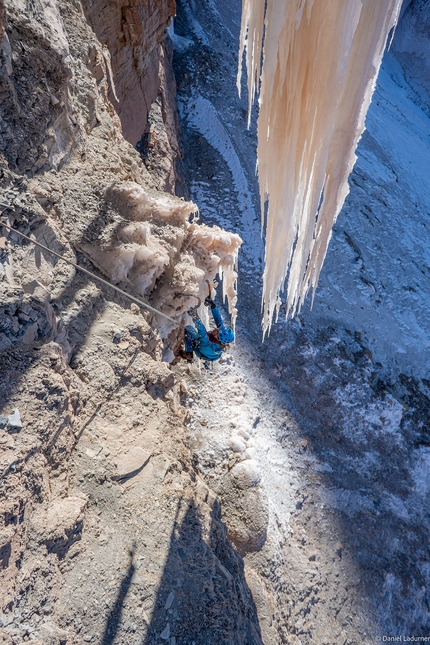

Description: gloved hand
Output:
[204,296,216,309]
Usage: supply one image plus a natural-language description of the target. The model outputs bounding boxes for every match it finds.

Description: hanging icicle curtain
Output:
[238,0,402,334]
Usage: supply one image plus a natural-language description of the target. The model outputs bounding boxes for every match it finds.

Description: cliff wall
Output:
[0,1,253,643]
[81,0,175,146]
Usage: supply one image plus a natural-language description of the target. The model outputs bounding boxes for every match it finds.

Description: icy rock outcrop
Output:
[239,0,402,332]
[230,459,261,489]
[81,182,242,339]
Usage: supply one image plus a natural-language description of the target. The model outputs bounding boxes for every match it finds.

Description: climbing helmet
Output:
[218,326,234,344]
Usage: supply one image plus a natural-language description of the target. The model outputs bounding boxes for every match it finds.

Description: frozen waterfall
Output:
[238,0,402,334]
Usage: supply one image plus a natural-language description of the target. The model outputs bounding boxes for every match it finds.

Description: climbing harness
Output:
[0,211,185,329]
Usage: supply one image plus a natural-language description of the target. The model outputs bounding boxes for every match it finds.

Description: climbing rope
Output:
[0,211,185,329]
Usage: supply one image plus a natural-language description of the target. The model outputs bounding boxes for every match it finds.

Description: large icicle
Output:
[239,0,402,334]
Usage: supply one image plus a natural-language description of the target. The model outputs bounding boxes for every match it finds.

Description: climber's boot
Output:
[187,296,201,321]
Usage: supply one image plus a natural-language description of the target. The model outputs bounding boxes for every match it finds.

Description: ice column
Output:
[238,0,402,334]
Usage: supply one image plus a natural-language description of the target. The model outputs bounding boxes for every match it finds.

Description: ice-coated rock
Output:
[229,435,247,454]
[237,428,250,440]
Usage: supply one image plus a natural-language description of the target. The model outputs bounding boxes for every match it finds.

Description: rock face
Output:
[81,0,175,146]
[0,0,240,345]
[0,0,76,175]
[0,1,259,643]
[136,40,185,195]
[392,0,430,117]
[0,341,83,610]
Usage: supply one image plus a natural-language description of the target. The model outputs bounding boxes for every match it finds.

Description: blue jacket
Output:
[184,305,226,362]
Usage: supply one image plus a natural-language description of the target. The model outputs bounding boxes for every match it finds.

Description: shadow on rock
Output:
[102,546,136,645]
[142,500,263,645]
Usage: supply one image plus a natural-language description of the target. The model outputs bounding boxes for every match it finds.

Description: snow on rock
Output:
[392,0,430,113]
[310,51,430,378]
[168,19,193,53]
[229,434,247,453]
[185,95,256,233]
[239,0,402,332]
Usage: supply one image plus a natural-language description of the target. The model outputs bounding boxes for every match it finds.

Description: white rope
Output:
[0,210,185,329]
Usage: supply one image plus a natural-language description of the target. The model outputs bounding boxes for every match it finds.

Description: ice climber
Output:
[179,291,235,365]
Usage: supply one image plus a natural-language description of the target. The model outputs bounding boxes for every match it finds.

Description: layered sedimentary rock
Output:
[81,0,176,145]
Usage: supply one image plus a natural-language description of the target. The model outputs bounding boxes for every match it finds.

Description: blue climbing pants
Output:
[184,318,223,362]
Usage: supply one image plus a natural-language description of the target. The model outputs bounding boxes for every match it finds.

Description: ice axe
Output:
[204,280,215,308]
[206,279,212,298]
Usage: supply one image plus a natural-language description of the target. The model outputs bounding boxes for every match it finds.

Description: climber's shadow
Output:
[142,502,262,645]
[98,500,263,644]
[139,499,263,645]
[101,546,136,645]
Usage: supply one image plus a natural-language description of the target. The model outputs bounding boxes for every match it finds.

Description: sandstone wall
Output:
[81,0,176,146]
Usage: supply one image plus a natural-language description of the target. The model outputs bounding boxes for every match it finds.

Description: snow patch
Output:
[168,20,193,53]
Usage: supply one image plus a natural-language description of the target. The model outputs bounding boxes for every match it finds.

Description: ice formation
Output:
[238,0,402,333]
[81,182,241,339]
